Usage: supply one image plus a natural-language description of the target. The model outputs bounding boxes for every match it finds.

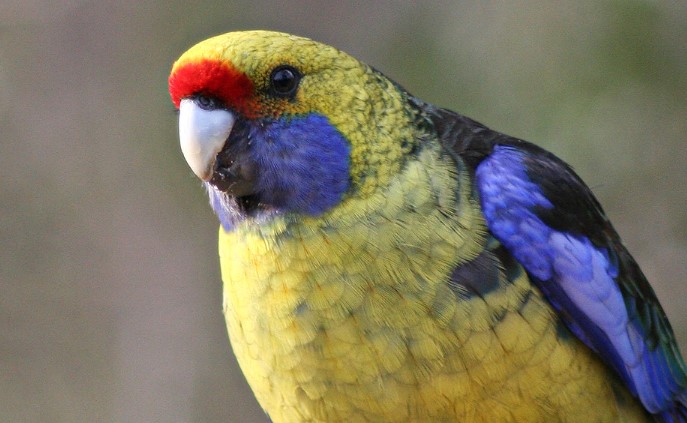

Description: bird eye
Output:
[194,94,223,110]
[269,65,301,98]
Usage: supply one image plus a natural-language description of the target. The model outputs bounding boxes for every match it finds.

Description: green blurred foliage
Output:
[0,1,685,422]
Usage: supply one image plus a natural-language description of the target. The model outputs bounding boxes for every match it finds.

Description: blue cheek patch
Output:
[208,112,350,229]
[248,114,350,215]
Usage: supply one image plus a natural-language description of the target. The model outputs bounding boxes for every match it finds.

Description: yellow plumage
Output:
[171,31,654,422]
[218,147,641,422]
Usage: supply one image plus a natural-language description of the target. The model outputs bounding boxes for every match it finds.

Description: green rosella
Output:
[168,30,687,422]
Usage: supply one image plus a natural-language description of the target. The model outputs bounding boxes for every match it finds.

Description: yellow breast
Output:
[219,146,647,423]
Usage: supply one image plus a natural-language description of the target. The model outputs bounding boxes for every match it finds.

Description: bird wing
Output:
[429,105,687,420]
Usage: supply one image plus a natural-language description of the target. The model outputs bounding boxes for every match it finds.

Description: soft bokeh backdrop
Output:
[1,1,685,422]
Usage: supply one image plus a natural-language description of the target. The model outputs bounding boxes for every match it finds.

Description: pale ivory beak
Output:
[178,98,236,181]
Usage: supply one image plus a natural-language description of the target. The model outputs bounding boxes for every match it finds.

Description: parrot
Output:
[168,30,687,423]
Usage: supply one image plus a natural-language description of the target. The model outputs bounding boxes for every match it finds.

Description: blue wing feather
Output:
[422,103,686,421]
[474,143,687,420]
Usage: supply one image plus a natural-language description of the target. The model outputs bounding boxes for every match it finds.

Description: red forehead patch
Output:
[168,59,254,113]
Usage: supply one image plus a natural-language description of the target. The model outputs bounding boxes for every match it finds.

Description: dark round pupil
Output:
[272,68,296,93]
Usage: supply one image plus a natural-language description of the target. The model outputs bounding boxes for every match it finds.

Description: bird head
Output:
[169,31,419,229]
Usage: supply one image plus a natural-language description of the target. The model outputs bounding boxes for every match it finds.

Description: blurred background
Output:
[1,1,685,422]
